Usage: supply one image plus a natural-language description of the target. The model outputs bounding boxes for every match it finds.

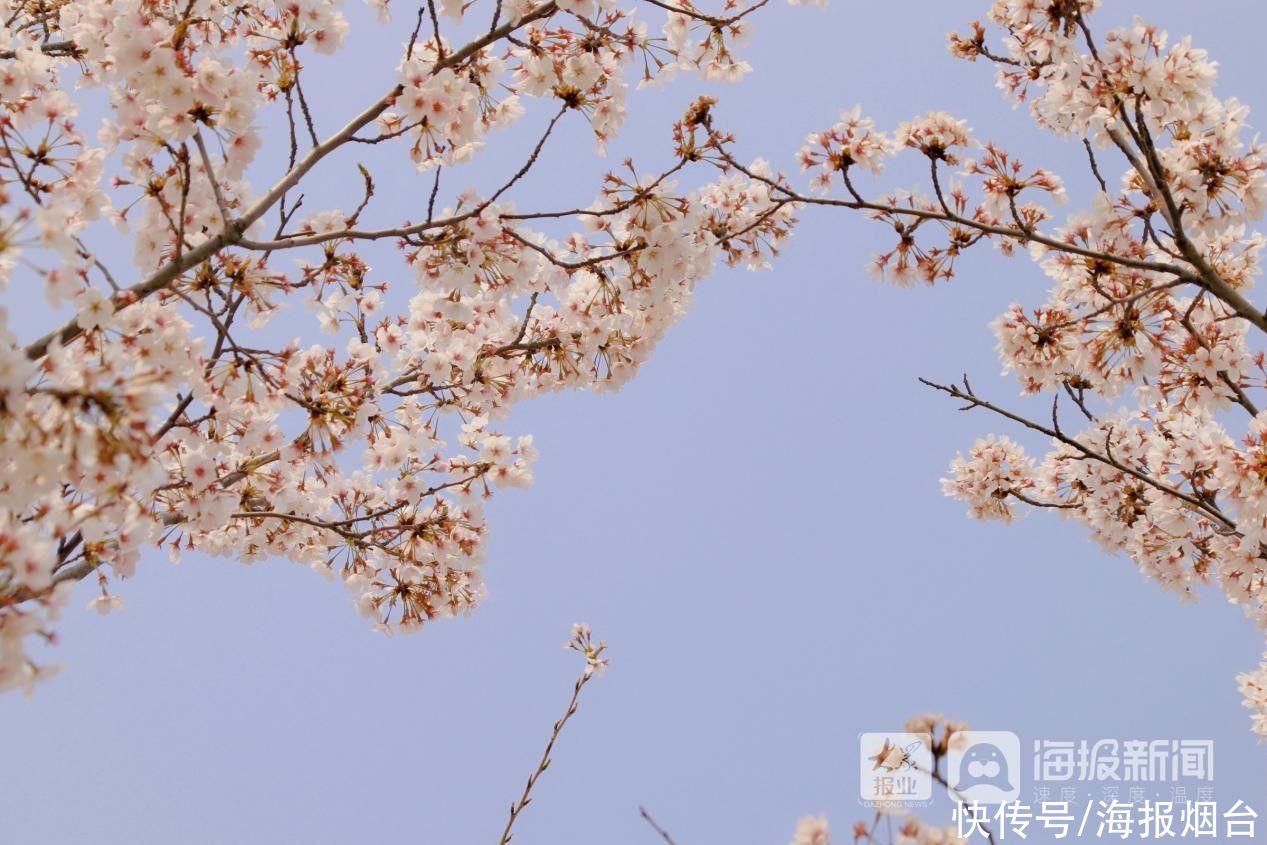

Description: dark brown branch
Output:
[638,808,679,845]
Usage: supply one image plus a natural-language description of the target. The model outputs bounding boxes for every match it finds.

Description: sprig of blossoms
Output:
[1237,653,1267,740]
[564,622,608,676]
[798,106,892,193]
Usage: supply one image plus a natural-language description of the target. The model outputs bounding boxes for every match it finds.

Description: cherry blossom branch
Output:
[498,629,605,845]
[22,0,560,361]
[236,105,570,252]
[636,0,769,27]
[193,131,232,224]
[707,139,1197,283]
[1069,13,1267,337]
[0,40,81,59]
[919,376,1236,531]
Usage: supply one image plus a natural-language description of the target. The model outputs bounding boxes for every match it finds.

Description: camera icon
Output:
[946,730,1021,804]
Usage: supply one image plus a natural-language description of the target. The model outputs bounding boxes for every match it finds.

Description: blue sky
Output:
[3,1,1266,843]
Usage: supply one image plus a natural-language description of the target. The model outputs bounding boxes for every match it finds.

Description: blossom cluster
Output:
[940,435,1037,523]
[1237,653,1267,739]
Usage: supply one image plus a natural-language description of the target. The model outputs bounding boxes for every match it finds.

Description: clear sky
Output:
[3,1,1266,843]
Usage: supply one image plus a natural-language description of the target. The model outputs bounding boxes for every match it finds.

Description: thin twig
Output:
[497,666,596,845]
[639,807,679,845]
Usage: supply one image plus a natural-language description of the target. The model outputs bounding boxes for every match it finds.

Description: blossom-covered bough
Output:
[689,0,1267,740]
[0,0,797,690]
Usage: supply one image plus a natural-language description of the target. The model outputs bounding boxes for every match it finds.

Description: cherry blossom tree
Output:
[0,0,796,691]
[671,0,1267,742]
[5,0,1267,765]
